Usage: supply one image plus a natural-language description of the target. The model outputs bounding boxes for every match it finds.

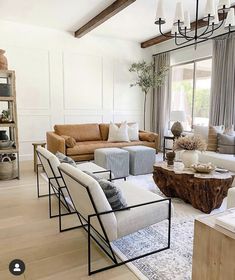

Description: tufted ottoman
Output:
[94,148,129,179]
[122,146,156,175]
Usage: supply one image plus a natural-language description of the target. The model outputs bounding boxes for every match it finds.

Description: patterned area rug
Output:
[112,218,194,280]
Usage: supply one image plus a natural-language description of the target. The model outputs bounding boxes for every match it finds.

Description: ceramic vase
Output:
[0,49,8,70]
[181,150,198,168]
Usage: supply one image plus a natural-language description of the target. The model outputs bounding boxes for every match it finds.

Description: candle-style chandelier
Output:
[155,0,235,46]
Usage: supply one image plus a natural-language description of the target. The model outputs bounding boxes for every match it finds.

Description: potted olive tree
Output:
[129,61,168,130]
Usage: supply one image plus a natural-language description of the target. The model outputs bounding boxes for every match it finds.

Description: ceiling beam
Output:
[75,0,136,38]
[141,7,235,48]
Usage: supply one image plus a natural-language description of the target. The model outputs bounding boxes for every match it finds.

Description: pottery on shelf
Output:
[0,130,9,141]
[0,140,14,149]
[181,150,199,168]
[0,49,8,70]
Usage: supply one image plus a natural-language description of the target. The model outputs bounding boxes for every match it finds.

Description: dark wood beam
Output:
[75,0,136,38]
[141,7,235,48]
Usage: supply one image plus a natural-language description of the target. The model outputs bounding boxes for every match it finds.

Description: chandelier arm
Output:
[197,17,211,38]
[177,21,195,40]
[159,23,175,38]
[175,36,198,46]
[198,17,226,39]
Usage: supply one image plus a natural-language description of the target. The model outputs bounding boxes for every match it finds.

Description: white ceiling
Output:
[0,0,231,42]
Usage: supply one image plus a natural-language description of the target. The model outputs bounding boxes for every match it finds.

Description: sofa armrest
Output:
[139,130,159,153]
[47,131,66,154]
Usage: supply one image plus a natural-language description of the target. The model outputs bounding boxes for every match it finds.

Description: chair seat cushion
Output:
[115,181,172,239]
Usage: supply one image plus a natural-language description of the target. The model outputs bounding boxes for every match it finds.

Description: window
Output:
[170,58,212,131]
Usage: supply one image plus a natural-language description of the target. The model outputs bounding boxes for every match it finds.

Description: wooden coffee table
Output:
[153,162,235,213]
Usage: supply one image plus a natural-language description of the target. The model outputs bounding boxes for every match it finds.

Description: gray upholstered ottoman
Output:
[94,148,129,179]
[122,146,156,175]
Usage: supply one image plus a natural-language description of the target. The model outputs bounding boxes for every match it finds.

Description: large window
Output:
[170,58,212,131]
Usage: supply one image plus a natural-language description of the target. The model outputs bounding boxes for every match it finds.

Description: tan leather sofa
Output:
[47,123,158,161]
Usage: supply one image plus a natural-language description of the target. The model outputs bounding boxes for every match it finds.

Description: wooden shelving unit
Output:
[0,70,20,180]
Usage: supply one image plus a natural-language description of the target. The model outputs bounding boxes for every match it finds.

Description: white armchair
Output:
[58,163,172,275]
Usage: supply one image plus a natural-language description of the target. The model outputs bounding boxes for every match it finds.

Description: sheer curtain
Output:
[151,52,170,149]
[210,33,235,128]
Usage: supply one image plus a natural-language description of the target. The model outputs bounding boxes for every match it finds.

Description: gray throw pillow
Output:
[218,133,235,154]
[55,152,77,167]
[98,179,128,211]
[82,170,100,181]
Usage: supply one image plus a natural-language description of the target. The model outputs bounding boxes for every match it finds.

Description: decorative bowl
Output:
[0,140,14,149]
[191,163,216,174]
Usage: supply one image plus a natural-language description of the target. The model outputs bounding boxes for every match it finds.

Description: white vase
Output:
[181,150,199,168]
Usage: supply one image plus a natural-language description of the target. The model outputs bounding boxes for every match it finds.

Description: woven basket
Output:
[0,159,17,180]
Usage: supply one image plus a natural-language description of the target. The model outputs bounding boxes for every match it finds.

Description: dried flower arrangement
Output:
[173,135,207,152]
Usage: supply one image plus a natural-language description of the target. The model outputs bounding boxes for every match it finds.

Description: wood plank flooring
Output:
[0,161,138,280]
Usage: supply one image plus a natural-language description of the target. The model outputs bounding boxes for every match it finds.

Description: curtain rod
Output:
[152,30,235,57]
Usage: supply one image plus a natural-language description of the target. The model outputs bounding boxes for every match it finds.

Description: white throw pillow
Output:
[194,125,209,143]
[108,122,129,142]
[128,123,139,141]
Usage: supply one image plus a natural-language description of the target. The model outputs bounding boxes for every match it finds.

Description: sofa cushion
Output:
[99,123,109,140]
[128,123,139,141]
[207,125,224,151]
[66,140,155,156]
[54,124,101,142]
[61,135,76,148]
[218,133,235,154]
[139,132,155,142]
[115,181,171,238]
[108,122,129,142]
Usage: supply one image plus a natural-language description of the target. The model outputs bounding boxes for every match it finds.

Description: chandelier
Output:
[155,0,235,46]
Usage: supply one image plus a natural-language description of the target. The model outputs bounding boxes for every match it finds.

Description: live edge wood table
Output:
[153,162,235,213]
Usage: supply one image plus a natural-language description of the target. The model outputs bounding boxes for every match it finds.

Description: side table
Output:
[32,142,46,172]
[192,209,235,280]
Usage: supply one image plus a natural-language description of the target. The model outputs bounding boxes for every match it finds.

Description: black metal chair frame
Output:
[36,150,75,222]
[58,166,172,275]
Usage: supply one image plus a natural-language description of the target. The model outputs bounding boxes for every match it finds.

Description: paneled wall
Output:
[0,20,151,160]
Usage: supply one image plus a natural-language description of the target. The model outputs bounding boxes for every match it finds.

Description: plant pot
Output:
[181,150,198,168]
[0,49,8,70]
[0,130,9,141]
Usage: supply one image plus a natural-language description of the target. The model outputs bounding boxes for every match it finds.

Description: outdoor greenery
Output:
[129,61,168,129]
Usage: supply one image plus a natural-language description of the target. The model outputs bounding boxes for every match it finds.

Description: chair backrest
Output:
[36,146,63,188]
[59,163,117,241]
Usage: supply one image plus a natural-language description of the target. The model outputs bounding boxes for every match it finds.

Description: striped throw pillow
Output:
[98,179,128,210]
[207,125,224,151]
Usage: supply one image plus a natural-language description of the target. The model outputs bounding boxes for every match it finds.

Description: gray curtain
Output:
[151,52,170,149]
[209,33,235,128]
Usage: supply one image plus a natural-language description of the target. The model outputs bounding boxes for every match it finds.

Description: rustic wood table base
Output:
[153,163,234,213]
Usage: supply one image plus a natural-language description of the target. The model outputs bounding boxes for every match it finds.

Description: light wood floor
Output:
[0,162,138,280]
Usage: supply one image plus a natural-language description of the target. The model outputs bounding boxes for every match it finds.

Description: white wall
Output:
[0,20,152,160]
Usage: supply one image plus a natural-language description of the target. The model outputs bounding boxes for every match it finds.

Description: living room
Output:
[0,0,234,279]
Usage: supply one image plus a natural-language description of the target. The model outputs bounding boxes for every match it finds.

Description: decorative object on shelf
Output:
[192,162,216,173]
[0,130,9,140]
[170,110,186,137]
[155,0,235,46]
[166,151,175,167]
[129,61,168,130]
[0,154,17,180]
[0,109,11,123]
[0,140,14,149]
[0,49,8,70]
[173,135,207,167]
[0,76,10,97]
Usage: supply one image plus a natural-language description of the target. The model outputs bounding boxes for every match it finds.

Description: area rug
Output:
[112,218,194,280]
